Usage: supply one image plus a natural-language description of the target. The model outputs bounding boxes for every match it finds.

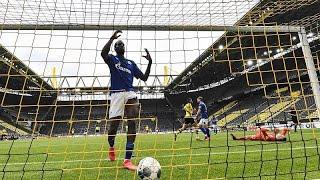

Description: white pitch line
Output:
[1,145,319,166]
[0,132,318,148]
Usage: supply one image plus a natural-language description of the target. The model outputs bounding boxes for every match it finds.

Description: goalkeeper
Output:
[231,127,289,141]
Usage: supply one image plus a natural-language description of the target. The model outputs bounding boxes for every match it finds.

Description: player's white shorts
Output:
[198,118,209,126]
[109,91,138,118]
[211,124,217,129]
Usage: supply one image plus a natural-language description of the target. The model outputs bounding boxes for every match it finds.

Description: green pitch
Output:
[0,129,320,180]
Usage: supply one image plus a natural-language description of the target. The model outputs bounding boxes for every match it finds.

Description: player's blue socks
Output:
[108,136,115,147]
[199,128,210,138]
[125,142,134,159]
[200,128,206,135]
[206,128,210,137]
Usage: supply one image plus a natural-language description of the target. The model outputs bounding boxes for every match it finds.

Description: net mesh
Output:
[0,0,320,179]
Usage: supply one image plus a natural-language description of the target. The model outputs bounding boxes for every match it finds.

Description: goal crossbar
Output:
[0,24,302,32]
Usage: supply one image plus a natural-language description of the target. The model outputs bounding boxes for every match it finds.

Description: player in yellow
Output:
[175,98,198,141]
[145,125,150,133]
[0,129,8,141]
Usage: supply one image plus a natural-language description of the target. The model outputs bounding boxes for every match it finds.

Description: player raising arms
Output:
[101,30,152,171]
[174,98,199,141]
[196,96,211,140]
[230,127,289,141]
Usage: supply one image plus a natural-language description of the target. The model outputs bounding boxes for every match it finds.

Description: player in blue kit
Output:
[101,30,152,171]
[196,96,211,140]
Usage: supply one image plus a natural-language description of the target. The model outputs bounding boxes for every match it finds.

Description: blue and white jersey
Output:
[198,101,208,119]
[103,54,143,92]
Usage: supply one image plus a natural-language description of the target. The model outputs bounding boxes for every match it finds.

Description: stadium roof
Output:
[0,44,54,91]
[166,0,320,94]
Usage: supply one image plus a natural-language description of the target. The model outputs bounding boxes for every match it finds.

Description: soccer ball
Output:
[137,157,161,180]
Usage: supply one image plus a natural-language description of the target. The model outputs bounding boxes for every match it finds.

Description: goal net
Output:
[0,0,319,179]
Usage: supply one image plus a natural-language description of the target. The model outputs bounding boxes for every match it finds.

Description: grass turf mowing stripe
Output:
[1,145,319,166]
